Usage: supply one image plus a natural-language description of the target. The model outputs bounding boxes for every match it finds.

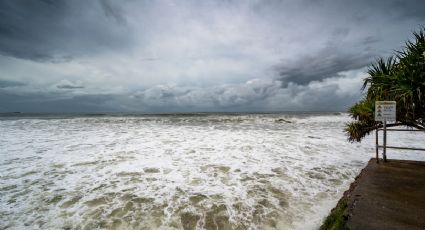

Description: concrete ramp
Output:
[346,159,425,229]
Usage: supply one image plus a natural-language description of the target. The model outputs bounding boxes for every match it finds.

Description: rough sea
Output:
[1,113,424,230]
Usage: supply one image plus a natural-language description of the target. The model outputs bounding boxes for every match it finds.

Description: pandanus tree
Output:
[346,28,425,142]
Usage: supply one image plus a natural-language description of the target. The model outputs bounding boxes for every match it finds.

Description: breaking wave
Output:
[1,113,424,229]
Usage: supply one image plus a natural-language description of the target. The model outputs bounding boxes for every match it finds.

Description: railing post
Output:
[376,128,379,163]
[383,120,387,162]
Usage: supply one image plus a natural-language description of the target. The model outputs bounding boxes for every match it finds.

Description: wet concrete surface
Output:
[346,159,425,230]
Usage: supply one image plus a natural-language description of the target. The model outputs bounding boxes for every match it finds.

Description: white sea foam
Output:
[0,114,424,229]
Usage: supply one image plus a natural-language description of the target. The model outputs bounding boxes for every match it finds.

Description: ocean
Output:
[1,113,424,229]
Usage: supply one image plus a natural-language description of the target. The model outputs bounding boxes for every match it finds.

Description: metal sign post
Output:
[375,128,379,163]
[375,101,396,162]
[383,120,387,161]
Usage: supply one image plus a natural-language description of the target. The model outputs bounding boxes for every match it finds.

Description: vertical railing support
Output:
[376,128,379,163]
[383,120,387,162]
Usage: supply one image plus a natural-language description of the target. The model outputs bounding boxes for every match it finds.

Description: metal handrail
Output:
[378,128,425,132]
[377,145,425,151]
[376,127,425,163]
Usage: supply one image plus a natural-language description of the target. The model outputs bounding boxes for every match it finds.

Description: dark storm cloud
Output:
[0,0,132,62]
[0,91,117,113]
[387,0,425,21]
[362,36,380,46]
[99,0,127,24]
[305,0,425,21]
[0,0,424,112]
[277,45,374,85]
[0,80,25,88]
[56,84,84,89]
[273,0,425,86]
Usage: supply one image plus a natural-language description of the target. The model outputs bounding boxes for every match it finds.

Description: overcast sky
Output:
[0,0,424,113]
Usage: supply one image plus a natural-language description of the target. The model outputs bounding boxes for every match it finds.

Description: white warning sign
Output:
[375,101,396,121]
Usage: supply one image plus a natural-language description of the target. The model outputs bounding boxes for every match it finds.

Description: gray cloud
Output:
[56,85,84,89]
[99,0,127,24]
[0,0,424,112]
[277,44,375,85]
[0,80,25,88]
[0,73,363,113]
[387,0,425,21]
[0,91,117,113]
[0,0,133,62]
[56,83,85,89]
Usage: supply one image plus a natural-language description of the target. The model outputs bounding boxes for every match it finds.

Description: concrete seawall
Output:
[323,158,425,229]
